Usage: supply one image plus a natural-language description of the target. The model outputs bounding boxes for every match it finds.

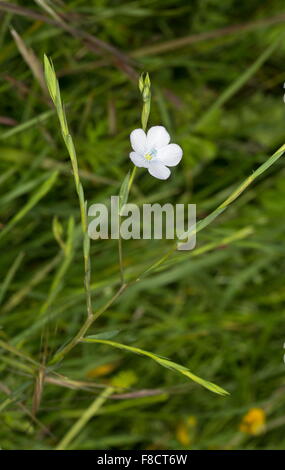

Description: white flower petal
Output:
[130,129,147,155]
[129,151,149,168]
[157,144,183,167]
[146,126,170,150]
[148,160,171,180]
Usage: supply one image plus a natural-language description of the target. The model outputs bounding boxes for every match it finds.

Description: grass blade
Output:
[83,338,229,396]
[0,171,58,243]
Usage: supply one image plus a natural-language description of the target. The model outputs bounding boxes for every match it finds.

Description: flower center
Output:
[144,148,157,161]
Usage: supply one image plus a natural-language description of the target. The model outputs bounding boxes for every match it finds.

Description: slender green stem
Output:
[44,56,93,320]
[128,166,137,192]
[0,251,24,306]
[118,214,124,285]
[117,74,150,282]
[56,386,114,450]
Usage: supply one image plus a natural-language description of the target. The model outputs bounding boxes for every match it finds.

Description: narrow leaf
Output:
[83,338,229,396]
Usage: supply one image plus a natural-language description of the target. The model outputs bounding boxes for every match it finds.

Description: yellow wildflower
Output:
[239,408,266,435]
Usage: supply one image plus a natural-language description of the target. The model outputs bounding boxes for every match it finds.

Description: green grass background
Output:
[0,0,285,450]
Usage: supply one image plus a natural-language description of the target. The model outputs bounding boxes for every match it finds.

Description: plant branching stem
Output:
[51,283,127,363]
[50,139,285,362]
